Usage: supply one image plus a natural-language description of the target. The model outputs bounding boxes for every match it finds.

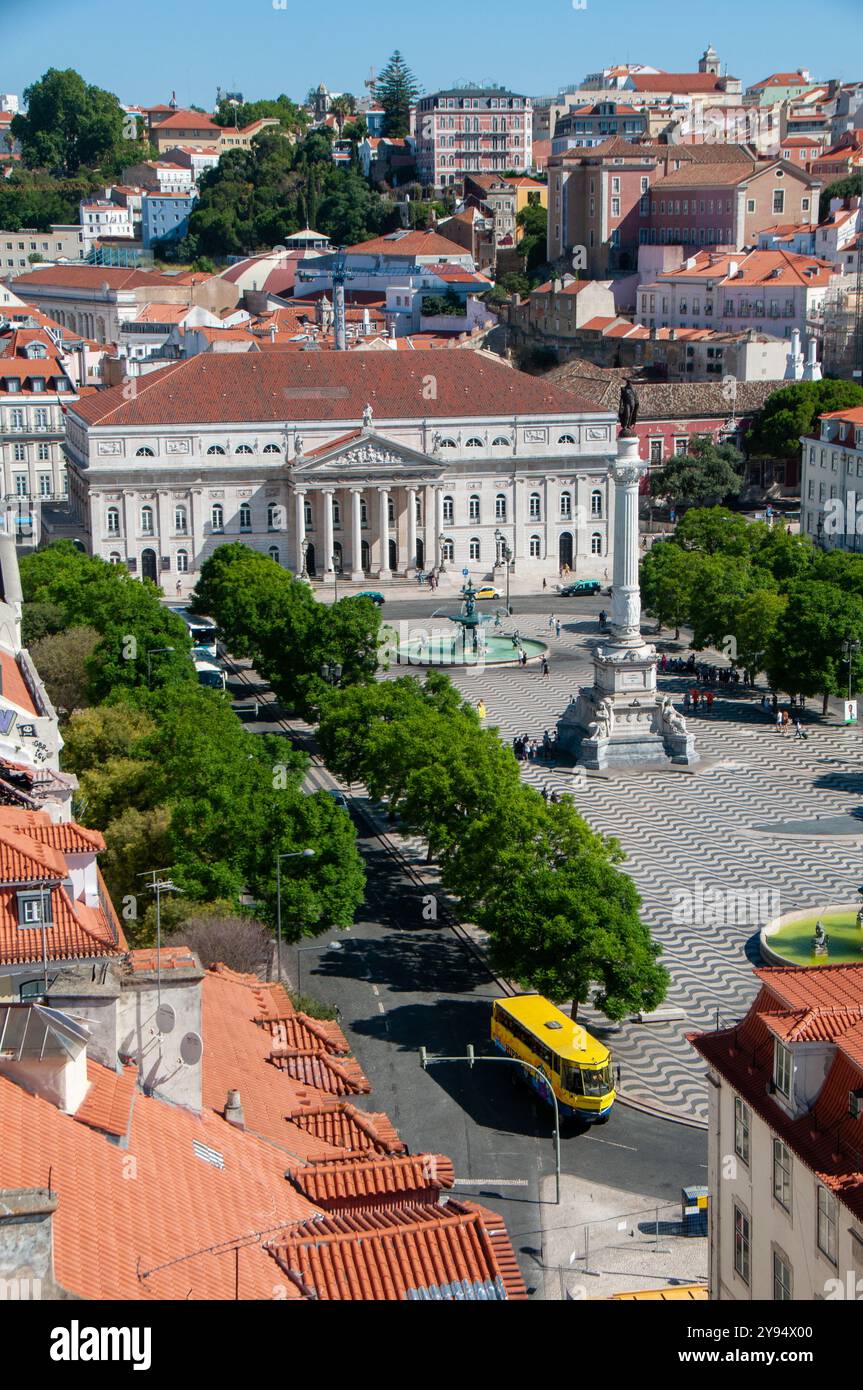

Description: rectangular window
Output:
[817,1186,837,1263]
[734,1096,750,1165]
[774,1041,793,1098]
[734,1205,751,1285]
[772,1138,792,1211]
[773,1250,792,1301]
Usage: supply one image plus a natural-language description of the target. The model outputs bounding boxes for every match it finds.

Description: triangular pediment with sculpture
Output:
[290,422,445,482]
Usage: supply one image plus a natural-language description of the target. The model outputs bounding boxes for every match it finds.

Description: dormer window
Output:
[773,1040,793,1099]
[27,343,47,359]
[17,891,50,927]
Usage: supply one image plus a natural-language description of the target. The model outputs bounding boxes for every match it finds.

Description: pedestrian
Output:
[520,649,527,668]
[542,577,547,591]
[541,656,550,679]
[705,691,714,713]
[555,619,561,638]
[477,699,487,721]
[691,688,699,709]
[794,720,808,740]
[683,691,691,712]
[175,578,182,595]
[549,613,556,632]
[772,692,778,714]
[776,710,784,734]
[541,785,549,801]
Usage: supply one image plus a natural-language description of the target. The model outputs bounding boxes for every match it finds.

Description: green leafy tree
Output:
[62,702,156,776]
[650,437,744,509]
[819,173,862,222]
[101,804,174,924]
[329,94,357,136]
[516,202,548,273]
[12,68,125,175]
[29,626,101,718]
[21,601,66,646]
[767,579,863,712]
[639,542,698,636]
[674,506,752,557]
[730,589,787,680]
[376,52,420,138]
[748,380,863,462]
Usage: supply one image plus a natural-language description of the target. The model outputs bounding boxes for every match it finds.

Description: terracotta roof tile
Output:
[286,1152,455,1208]
[0,808,104,853]
[284,1100,406,1157]
[270,1049,370,1096]
[74,1061,137,1137]
[266,1199,527,1300]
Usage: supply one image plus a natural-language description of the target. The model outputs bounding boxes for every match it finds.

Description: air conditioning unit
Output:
[850,1088,863,1120]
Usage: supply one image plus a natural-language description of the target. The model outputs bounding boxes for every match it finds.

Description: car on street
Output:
[355,590,385,605]
[474,585,502,600]
[560,579,602,596]
[325,788,350,812]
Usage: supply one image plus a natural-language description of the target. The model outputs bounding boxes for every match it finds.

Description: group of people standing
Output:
[416,569,440,590]
[513,728,558,762]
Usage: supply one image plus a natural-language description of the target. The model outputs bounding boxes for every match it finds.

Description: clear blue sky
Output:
[3,0,861,108]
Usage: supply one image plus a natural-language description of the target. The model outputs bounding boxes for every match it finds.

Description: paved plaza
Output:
[387,604,863,1124]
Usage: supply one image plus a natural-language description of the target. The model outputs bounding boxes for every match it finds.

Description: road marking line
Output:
[377,1002,385,1013]
[582,1136,637,1150]
[371,984,380,996]
[452,1178,530,1187]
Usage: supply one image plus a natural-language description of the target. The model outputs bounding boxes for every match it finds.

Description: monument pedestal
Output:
[556,430,698,771]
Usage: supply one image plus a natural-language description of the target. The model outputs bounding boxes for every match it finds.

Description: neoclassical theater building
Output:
[64,352,619,586]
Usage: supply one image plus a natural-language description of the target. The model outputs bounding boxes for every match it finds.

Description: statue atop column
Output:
[618,381,639,436]
[362,403,373,430]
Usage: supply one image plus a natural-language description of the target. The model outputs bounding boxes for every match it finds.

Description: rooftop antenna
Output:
[138,868,180,1005]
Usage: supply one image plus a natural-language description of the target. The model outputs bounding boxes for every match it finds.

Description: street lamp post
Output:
[275,849,315,984]
[494,529,513,613]
[419,1046,561,1204]
[843,635,861,702]
[319,660,343,688]
[146,646,175,687]
[296,938,343,995]
[332,553,339,603]
[300,539,309,581]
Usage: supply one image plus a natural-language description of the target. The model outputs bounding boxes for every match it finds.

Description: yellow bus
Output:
[491,994,615,1124]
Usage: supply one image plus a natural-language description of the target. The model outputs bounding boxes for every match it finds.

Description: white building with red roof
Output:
[691,964,863,1300]
[62,350,618,586]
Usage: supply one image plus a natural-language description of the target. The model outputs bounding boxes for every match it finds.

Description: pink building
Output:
[415,88,532,190]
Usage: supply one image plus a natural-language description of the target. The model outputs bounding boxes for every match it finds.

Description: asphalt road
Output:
[344,591,612,622]
[298,820,707,1294]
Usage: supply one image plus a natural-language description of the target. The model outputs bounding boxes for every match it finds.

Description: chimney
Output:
[553,278,562,293]
[802,336,822,382]
[727,261,739,279]
[0,1189,67,1300]
[224,1089,245,1129]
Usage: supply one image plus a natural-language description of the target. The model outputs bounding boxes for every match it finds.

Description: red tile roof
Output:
[690,965,863,1223]
[286,1152,455,1208]
[267,1199,527,1300]
[68,351,602,428]
[0,808,104,853]
[285,1099,407,1157]
[630,73,738,93]
[152,109,220,132]
[10,266,177,293]
[0,651,37,714]
[342,230,468,259]
[74,1060,137,1137]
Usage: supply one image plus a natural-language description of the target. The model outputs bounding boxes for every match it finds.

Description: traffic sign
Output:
[462,567,469,577]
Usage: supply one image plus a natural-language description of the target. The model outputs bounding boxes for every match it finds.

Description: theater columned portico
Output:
[290,430,446,580]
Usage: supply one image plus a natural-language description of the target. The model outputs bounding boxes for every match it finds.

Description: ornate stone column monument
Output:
[557,384,698,770]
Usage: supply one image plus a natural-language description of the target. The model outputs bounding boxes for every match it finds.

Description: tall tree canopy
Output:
[748,379,863,462]
[376,52,421,138]
[12,68,126,175]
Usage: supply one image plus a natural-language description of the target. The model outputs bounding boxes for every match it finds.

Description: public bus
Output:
[491,994,615,1124]
[175,608,219,659]
[193,657,226,691]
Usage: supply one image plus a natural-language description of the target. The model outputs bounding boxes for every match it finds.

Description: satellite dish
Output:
[155,1002,175,1034]
[180,1031,203,1066]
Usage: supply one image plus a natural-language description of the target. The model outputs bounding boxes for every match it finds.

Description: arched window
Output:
[442,538,454,562]
[438,438,456,449]
[560,490,572,518]
[135,446,154,457]
[332,499,341,527]
[207,445,225,455]
[465,437,483,448]
[267,503,282,530]
[141,505,154,535]
[108,551,122,565]
[263,444,281,454]
[442,495,454,523]
[591,489,603,517]
[495,493,507,521]
[468,494,480,522]
[469,537,481,560]
[174,505,187,534]
[239,502,251,531]
[235,444,253,455]
[106,506,120,536]
[591,532,602,555]
[529,491,541,520]
[492,436,510,447]
[176,549,189,572]
[268,546,280,564]
[558,433,576,445]
[211,504,224,531]
[529,534,541,558]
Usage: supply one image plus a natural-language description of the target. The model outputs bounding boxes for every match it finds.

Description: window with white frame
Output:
[207,444,225,455]
[529,492,541,520]
[734,1096,750,1165]
[441,538,454,561]
[211,504,224,531]
[141,505,154,535]
[443,495,454,523]
[529,534,541,558]
[773,1040,793,1099]
[469,536,481,560]
[267,503,281,530]
[772,1138,792,1212]
[174,505,188,534]
[734,1204,751,1284]
[591,532,602,555]
[773,1249,792,1301]
[560,491,572,519]
[136,446,154,457]
[106,506,120,535]
[269,546,280,564]
[495,494,507,521]
[817,1186,837,1263]
[468,494,480,522]
[240,503,252,530]
[176,550,189,573]
[590,489,602,517]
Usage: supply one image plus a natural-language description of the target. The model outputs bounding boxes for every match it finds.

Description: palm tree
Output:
[329,94,356,137]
